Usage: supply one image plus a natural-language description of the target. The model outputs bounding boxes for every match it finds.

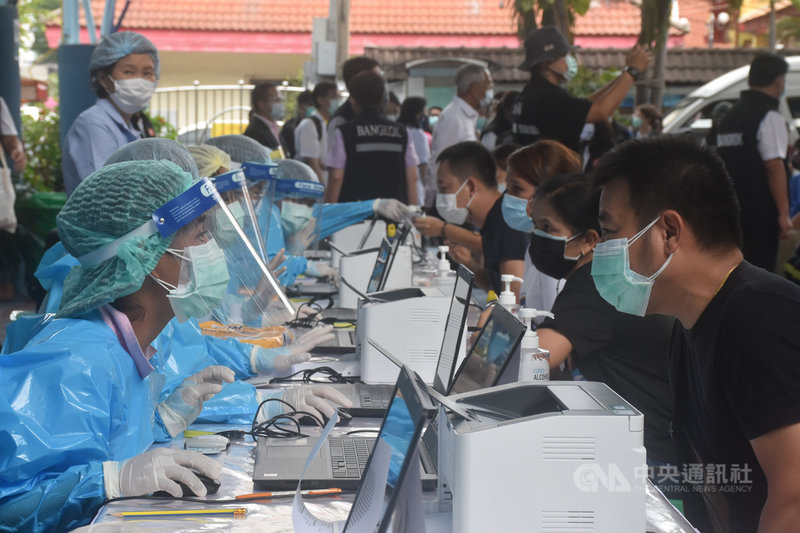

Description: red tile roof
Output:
[83,0,517,35]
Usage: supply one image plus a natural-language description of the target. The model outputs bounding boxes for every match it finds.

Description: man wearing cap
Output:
[715,53,793,273]
[62,31,160,196]
[512,26,650,152]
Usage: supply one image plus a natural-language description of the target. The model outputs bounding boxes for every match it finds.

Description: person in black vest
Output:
[244,82,284,152]
[326,56,382,140]
[715,53,792,273]
[325,70,419,204]
[512,26,650,152]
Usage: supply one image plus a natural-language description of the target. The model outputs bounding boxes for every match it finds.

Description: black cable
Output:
[250,397,325,439]
[269,366,358,384]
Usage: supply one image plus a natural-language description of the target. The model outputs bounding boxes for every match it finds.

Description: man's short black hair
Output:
[591,135,742,251]
[749,53,789,87]
[296,89,314,107]
[312,81,337,107]
[348,71,385,111]
[342,56,380,89]
[437,141,497,188]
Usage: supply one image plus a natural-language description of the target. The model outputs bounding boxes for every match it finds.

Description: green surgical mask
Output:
[151,239,231,323]
[280,200,314,236]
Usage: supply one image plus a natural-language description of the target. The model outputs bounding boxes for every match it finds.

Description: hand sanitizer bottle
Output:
[517,307,555,383]
[433,246,457,291]
[498,274,524,316]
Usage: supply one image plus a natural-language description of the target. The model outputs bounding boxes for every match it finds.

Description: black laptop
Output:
[253,365,435,495]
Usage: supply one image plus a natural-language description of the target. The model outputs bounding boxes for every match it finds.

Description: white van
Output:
[663,55,800,140]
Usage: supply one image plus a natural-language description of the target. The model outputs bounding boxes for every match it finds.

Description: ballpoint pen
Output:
[111,508,247,518]
[236,488,342,500]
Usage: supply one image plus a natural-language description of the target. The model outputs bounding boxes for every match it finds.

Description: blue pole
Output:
[58,44,97,146]
[0,4,21,135]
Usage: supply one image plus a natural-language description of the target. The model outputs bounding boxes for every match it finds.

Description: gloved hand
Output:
[282,385,353,421]
[373,198,410,221]
[285,218,318,255]
[156,366,235,437]
[250,346,310,374]
[291,324,335,353]
[306,261,338,282]
[103,448,222,498]
[269,248,288,279]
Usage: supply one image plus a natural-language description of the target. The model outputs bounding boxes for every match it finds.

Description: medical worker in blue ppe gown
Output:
[62,31,160,196]
[0,161,229,532]
[200,135,412,285]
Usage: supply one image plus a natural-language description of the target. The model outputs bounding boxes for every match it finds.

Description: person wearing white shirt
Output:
[295,81,338,184]
[397,96,432,206]
[427,64,493,206]
[0,97,25,172]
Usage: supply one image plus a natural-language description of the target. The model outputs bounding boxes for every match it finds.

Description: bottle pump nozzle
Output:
[499,274,524,309]
[518,308,555,332]
[437,246,450,273]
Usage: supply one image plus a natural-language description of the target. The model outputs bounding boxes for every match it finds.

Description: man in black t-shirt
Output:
[413,141,527,296]
[512,26,651,152]
[593,135,800,533]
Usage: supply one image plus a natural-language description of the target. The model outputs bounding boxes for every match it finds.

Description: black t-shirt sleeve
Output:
[539,268,613,359]
[723,288,800,440]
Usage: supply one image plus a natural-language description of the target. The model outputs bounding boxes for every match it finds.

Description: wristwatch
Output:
[623,65,641,82]
[440,222,448,238]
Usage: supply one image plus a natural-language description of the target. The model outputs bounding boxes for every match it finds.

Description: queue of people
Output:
[2,23,800,533]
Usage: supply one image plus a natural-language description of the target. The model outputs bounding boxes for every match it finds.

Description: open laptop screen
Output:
[447,304,525,395]
[432,265,474,394]
[343,365,432,533]
[366,238,392,294]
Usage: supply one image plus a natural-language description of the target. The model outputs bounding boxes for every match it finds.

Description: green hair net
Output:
[187,144,232,177]
[89,31,160,79]
[56,160,193,318]
[106,138,199,179]
[204,135,272,165]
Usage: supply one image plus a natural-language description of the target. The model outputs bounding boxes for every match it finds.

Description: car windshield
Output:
[663,97,699,128]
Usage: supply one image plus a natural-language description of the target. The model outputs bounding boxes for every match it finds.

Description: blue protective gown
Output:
[0,313,163,532]
[258,199,375,286]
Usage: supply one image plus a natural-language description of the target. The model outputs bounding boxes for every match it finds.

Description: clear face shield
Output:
[244,162,325,257]
[209,169,267,263]
[150,178,294,346]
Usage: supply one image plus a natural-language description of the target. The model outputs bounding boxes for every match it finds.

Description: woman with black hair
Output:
[528,173,678,492]
[398,96,431,205]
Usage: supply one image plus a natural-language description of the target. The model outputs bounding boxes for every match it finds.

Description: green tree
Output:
[510,0,591,42]
[17,0,59,60]
[638,0,673,109]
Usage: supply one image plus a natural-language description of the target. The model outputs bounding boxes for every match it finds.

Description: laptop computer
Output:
[253,365,435,495]
[251,304,526,491]
[324,264,474,416]
[307,228,411,353]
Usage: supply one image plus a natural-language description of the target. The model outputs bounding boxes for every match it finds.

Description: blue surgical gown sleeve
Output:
[152,318,261,425]
[261,202,309,285]
[316,200,374,240]
[34,242,79,315]
[0,314,160,532]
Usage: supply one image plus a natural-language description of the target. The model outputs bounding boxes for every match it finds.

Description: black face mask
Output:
[528,229,582,279]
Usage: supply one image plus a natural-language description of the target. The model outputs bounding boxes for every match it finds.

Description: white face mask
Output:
[109,77,156,114]
[480,87,494,108]
[436,179,474,225]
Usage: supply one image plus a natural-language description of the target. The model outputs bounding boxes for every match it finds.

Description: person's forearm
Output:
[765,160,791,220]
[473,264,491,291]
[443,224,483,254]
[758,497,800,533]
[585,73,635,123]
[302,157,323,183]
[325,170,344,203]
[587,75,624,102]
[405,167,418,205]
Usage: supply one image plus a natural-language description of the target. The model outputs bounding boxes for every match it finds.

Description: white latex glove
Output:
[250,346,310,374]
[290,324,335,354]
[103,448,222,498]
[305,261,338,282]
[156,366,235,437]
[282,385,353,421]
[373,198,410,221]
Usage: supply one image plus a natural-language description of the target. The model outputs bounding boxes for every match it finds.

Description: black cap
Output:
[518,26,572,72]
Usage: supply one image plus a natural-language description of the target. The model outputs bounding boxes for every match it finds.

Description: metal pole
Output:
[81,0,98,43]
[768,0,777,52]
[100,0,117,37]
[335,0,350,78]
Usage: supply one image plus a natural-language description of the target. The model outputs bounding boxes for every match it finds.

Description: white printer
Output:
[356,286,453,384]
[338,246,412,309]
[437,381,647,533]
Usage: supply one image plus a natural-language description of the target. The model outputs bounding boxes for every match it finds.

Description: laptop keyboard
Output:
[329,436,376,478]
[357,384,393,408]
[316,330,355,348]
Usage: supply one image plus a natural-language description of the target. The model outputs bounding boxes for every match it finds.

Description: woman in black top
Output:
[480,90,519,150]
[528,173,678,479]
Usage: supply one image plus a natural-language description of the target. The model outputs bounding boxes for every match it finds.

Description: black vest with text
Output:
[716,90,783,230]
[338,111,408,203]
